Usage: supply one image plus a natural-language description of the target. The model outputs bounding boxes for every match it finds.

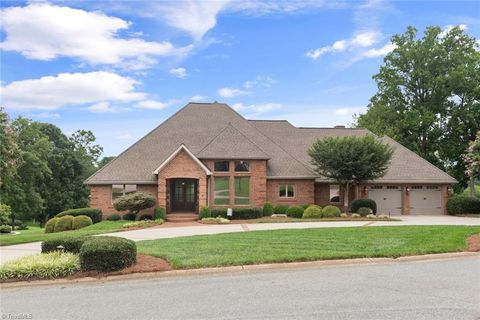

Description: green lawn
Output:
[0,221,127,246]
[137,226,480,269]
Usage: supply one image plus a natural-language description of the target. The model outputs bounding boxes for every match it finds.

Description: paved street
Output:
[1,256,479,320]
[1,215,480,263]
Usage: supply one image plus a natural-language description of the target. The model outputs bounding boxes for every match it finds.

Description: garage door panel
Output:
[410,186,442,215]
[368,186,402,215]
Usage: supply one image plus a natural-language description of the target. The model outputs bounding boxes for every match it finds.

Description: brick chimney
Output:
[334,125,346,128]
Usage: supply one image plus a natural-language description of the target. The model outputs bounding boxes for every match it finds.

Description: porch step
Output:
[166,213,198,222]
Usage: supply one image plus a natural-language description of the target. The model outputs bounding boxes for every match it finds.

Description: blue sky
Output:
[1,0,479,157]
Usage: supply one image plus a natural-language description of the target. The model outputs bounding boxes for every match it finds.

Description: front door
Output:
[171,179,197,212]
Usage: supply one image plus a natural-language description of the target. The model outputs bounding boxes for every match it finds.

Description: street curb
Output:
[1,251,479,289]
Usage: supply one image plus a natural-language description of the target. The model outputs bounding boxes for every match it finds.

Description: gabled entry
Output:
[170,178,197,212]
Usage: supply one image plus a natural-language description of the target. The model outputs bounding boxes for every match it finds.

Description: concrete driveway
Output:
[1,215,479,264]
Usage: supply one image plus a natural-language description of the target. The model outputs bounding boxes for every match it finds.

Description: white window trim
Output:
[111,184,136,203]
[329,184,341,203]
[279,184,295,198]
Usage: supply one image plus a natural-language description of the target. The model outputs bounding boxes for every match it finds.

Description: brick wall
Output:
[203,159,267,208]
[158,149,208,213]
[267,179,315,206]
[89,184,158,219]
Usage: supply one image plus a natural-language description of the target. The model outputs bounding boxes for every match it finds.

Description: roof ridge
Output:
[85,103,192,183]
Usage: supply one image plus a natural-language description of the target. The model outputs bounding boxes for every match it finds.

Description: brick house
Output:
[85,102,456,218]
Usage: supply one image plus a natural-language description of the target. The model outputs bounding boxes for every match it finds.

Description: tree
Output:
[356,26,480,189]
[308,135,393,210]
[463,131,480,196]
[97,156,115,169]
[113,192,156,216]
[0,107,22,188]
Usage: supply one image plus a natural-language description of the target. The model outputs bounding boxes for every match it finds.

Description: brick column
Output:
[402,185,410,215]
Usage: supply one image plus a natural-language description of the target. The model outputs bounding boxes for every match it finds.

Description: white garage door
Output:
[368,186,402,215]
[410,186,442,215]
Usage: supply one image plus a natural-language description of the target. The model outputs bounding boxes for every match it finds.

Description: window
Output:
[279,184,294,198]
[370,185,383,190]
[214,161,229,172]
[234,161,250,172]
[426,186,439,190]
[412,186,423,190]
[112,184,137,201]
[234,177,250,205]
[329,184,340,203]
[214,177,230,205]
[387,186,399,190]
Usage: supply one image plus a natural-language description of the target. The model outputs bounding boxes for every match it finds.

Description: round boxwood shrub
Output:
[154,207,166,220]
[45,217,59,233]
[72,215,93,230]
[79,236,137,272]
[303,205,322,219]
[447,196,480,215]
[274,205,289,215]
[42,237,88,254]
[350,198,377,214]
[286,206,304,218]
[263,202,274,216]
[57,208,102,223]
[322,205,341,218]
[54,215,74,232]
[138,214,153,220]
[0,225,12,233]
[106,214,121,221]
[357,207,373,217]
[122,213,136,221]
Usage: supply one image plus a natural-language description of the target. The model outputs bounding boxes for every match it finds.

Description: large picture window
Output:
[214,161,229,172]
[214,177,230,205]
[279,184,294,198]
[234,177,250,205]
[112,184,137,201]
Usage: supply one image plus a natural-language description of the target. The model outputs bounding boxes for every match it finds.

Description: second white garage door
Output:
[368,186,402,215]
[409,186,442,215]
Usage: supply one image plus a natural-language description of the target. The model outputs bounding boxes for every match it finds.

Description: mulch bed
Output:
[69,254,171,279]
[466,234,480,252]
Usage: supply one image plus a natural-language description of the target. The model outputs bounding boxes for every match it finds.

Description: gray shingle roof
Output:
[86,102,456,184]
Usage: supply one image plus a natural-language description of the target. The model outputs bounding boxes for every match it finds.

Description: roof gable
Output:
[153,144,212,175]
[196,123,270,159]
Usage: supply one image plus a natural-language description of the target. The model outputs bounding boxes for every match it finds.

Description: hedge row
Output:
[56,208,102,223]
[447,196,480,215]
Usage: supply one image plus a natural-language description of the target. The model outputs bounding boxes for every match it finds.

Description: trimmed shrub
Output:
[41,237,88,254]
[122,213,136,221]
[340,213,348,218]
[209,207,263,220]
[106,214,121,221]
[138,214,153,220]
[303,205,322,219]
[301,204,310,210]
[286,206,304,218]
[351,213,361,218]
[199,206,211,219]
[45,217,59,233]
[79,236,137,272]
[350,198,377,214]
[57,208,102,223]
[72,215,93,230]
[0,252,80,281]
[263,202,274,216]
[366,214,376,219]
[53,215,74,232]
[200,217,230,224]
[447,196,480,215]
[274,205,289,215]
[0,225,12,233]
[7,219,23,227]
[0,203,11,225]
[154,207,166,220]
[123,220,163,229]
[322,205,341,218]
[357,207,373,217]
[113,192,156,217]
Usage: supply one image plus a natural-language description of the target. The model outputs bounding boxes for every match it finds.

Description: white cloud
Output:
[169,67,187,78]
[333,107,367,116]
[190,95,208,102]
[134,100,168,110]
[150,1,230,40]
[88,102,117,113]
[307,31,381,59]
[217,87,249,98]
[243,76,276,89]
[227,1,345,15]
[1,71,145,110]
[0,3,191,69]
[232,103,282,115]
[28,112,61,119]
[362,42,396,58]
[117,132,135,140]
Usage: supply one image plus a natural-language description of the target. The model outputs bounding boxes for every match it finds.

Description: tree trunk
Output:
[470,176,475,197]
[344,182,350,212]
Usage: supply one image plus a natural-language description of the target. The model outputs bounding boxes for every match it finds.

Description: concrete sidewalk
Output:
[1,215,479,264]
